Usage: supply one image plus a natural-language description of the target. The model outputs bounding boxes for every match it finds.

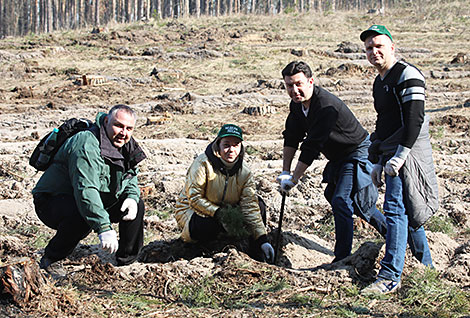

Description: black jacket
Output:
[283,85,367,165]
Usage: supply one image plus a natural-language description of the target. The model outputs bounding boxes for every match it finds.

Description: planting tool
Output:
[274,192,286,264]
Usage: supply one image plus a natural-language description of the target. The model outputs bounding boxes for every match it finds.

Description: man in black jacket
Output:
[277,61,386,262]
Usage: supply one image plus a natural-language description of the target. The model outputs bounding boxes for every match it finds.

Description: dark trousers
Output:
[189,196,267,242]
[33,193,145,266]
[188,196,267,261]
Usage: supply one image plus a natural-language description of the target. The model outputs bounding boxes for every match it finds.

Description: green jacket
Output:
[32,112,146,234]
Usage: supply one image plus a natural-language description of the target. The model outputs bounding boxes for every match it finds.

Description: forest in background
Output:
[1,0,419,38]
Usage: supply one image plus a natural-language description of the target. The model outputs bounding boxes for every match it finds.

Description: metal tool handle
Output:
[274,192,286,264]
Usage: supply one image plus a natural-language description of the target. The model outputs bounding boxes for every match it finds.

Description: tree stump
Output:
[0,257,46,305]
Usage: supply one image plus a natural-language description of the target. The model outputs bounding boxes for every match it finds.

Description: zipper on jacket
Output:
[220,171,229,204]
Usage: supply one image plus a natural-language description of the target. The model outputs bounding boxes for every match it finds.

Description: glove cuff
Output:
[395,145,411,160]
[97,224,113,234]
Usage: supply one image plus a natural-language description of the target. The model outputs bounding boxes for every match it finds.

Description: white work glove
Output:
[261,242,275,263]
[276,171,291,183]
[384,145,411,177]
[98,230,119,254]
[280,177,297,193]
[121,198,138,221]
[371,164,384,188]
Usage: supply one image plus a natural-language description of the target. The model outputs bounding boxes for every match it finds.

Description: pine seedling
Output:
[217,204,249,239]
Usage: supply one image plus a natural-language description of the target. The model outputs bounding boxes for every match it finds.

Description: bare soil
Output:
[1,10,470,317]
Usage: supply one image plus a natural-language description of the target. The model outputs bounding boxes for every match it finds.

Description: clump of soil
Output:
[431,114,469,133]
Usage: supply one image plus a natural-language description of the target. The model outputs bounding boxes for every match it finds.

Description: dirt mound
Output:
[325,63,368,77]
[0,236,32,260]
[431,114,470,133]
[278,230,334,269]
[445,241,470,287]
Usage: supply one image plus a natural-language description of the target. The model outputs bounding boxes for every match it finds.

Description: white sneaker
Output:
[361,278,401,295]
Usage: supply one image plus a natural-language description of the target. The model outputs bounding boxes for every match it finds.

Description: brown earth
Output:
[1,9,470,317]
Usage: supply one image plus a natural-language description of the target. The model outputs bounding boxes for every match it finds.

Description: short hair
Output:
[108,104,136,121]
[282,61,313,79]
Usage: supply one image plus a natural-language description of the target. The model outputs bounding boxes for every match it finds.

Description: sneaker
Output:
[39,256,67,279]
[361,278,401,295]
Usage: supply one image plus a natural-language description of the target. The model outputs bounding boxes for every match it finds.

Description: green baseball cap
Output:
[217,124,243,141]
[360,24,393,42]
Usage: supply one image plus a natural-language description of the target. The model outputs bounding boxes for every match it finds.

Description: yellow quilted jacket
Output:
[175,146,266,242]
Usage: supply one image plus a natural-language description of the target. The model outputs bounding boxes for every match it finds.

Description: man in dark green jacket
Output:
[32,104,147,277]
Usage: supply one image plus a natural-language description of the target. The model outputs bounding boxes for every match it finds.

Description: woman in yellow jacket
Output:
[175,124,274,263]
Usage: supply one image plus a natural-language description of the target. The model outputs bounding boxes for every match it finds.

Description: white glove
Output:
[276,171,291,183]
[98,230,119,254]
[280,178,297,193]
[384,145,411,177]
[261,242,275,263]
[121,198,138,221]
[371,164,384,188]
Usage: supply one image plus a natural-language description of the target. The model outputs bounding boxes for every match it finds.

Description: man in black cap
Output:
[360,25,438,295]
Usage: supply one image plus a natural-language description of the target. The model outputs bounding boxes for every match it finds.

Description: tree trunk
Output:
[124,0,129,21]
[195,0,200,17]
[94,0,99,25]
[227,0,231,15]
[0,257,46,306]
[77,0,83,28]
[133,0,137,20]
[59,0,64,30]
[156,0,162,19]
[111,0,116,21]
[183,0,189,16]
[379,0,385,14]
[65,0,69,28]
[20,0,28,35]
[70,0,76,28]
[146,0,150,19]
[41,0,46,32]
[0,0,4,38]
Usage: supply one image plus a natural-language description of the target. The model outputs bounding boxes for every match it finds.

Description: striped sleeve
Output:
[396,63,425,149]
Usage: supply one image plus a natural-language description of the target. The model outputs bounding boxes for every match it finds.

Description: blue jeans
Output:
[331,161,387,261]
[378,174,432,282]
[371,211,433,267]
[332,165,432,266]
